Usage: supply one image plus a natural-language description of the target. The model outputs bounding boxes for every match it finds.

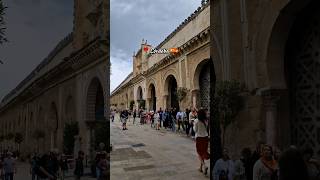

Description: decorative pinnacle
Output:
[201,0,205,6]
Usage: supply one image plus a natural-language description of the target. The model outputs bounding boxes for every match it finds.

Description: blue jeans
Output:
[96,167,101,178]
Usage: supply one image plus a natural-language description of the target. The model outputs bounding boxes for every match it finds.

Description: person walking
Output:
[133,109,137,124]
[97,152,108,180]
[185,108,191,136]
[176,110,185,132]
[164,109,169,129]
[74,151,84,180]
[189,108,197,139]
[170,109,176,132]
[34,153,56,180]
[194,109,210,175]
[47,151,59,179]
[253,144,278,180]
[182,109,189,135]
[159,108,163,128]
[154,111,160,130]
[213,148,235,180]
[150,111,155,128]
[111,110,115,122]
[3,152,15,180]
[120,110,129,130]
[30,153,38,180]
[59,154,68,180]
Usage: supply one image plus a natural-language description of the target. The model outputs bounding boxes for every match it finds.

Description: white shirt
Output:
[213,158,235,180]
[154,113,160,121]
[193,119,208,138]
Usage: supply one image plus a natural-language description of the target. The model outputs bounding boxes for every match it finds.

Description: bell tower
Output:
[73,0,105,50]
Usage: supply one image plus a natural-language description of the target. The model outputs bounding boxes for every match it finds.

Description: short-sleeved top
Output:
[253,159,277,180]
[194,119,208,138]
[213,159,235,180]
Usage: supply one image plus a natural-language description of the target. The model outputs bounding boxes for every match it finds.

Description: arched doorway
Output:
[137,86,144,109]
[65,96,75,123]
[148,84,156,111]
[165,75,179,110]
[285,0,320,157]
[86,77,106,157]
[86,77,105,121]
[194,59,211,110]
[137,86,143,100]
[49,103,59,149]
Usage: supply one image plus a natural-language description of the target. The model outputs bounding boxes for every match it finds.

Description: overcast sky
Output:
[110,0,201,92]
[0,0,73,100]
[0,0,201,99]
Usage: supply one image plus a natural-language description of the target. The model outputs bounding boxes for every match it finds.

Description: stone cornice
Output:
[155,1,210,50]
[0,38,106,113]
[146,28,210,75]
[110,28,210,98]
[1,33,73,105]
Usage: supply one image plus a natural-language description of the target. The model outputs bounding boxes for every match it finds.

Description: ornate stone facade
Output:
[110,2,211,113]
[0,0,109,156]
[211,0,320,158]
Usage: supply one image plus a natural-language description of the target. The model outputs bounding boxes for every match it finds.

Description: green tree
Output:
[214,80,246,147]
[63,121,79,155]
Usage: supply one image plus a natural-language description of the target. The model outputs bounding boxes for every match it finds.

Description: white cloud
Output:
[110,1,201,92]
[110,46,132,93]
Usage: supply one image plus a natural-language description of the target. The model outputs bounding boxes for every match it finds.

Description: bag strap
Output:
[261,159,276,174]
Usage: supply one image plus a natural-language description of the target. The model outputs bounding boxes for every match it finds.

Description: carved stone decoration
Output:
[199,64,210,110]
[288,9,320,157]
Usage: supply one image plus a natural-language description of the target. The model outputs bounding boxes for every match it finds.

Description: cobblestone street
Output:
[110,115,210,180]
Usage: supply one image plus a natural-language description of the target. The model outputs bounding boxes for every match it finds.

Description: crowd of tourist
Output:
[210,143,320,180]
[112,107,202,139]
[111,107,320,180]
[0,151,16,180]
[0,149,109,180]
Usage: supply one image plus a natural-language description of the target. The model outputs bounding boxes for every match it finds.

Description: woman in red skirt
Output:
[194,108,210,175]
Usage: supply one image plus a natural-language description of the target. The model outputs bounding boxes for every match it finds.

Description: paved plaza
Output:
[11,161,95,180]
[110,115,210,180]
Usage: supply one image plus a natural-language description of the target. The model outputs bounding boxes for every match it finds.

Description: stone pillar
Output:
[146,98,151,111]
[191,89,200,109]
[262,90,280,147]
[163,95,168,109]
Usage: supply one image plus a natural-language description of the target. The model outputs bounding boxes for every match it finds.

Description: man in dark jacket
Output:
[74,151,84,180]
